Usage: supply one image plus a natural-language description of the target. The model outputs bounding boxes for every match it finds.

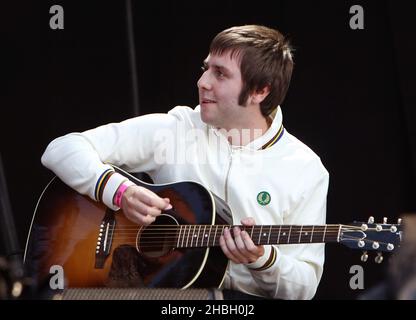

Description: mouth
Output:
[201,99,216,104]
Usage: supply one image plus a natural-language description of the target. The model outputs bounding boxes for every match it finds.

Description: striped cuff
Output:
[247,246,277,272]
[94,168,114,202]
[101,173,133,210]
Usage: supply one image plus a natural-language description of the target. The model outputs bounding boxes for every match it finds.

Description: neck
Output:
[172,224,342,248]
[223,111,271,146]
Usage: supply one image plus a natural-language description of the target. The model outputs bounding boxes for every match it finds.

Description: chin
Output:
[200,113,211,125]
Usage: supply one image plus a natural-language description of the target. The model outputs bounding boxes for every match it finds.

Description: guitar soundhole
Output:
[136,214,178,258]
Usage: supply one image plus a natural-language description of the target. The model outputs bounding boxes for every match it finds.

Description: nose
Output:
[197,71,212,91]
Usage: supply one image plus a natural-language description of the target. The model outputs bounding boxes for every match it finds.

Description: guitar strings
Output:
[107,235,393,249]
[92,223,395,249]
[110,228,343,237]
[105,223,375,231]
[110,229,342,245]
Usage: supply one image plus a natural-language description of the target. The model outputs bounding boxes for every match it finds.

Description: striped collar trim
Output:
[260,124,284,150]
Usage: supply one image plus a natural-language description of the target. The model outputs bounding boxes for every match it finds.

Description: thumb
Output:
[163,198,172,210]
[241,217,256,226]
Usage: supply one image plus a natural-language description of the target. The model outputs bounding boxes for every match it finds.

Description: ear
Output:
[250,85,270,105]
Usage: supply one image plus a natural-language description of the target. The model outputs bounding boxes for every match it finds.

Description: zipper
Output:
[224,148,234,203]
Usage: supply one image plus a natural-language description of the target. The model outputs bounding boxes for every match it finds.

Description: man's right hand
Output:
[120,185,172,225]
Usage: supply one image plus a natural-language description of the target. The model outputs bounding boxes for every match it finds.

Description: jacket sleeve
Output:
[246,159,329,299]
[41,110,184,210]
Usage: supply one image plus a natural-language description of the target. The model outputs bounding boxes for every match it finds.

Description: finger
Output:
[125,209,155,226]
[241,230,257,251]
[123,194,161,218]
[137,187,172,210]
[233,228,251,263]
[219,234,239,263]
[163,198,173,210]
[224,227,247,263]
[233,227,247,252]
[141,214,156,225]
[241,230,265,260]
[131,199,162,217]
[241,217,256,226]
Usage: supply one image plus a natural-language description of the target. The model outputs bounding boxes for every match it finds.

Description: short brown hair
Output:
[210,25,294,117]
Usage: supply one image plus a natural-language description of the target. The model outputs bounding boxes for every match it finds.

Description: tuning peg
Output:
[368,216,375,224]
[383,217,388,224]
[361,251,368,262]
[375,252,383,264]
[376,224,382,232]
[387,243,394,251]
[390,225,397,233]
[397,218,402,225]
[372,242,380,250]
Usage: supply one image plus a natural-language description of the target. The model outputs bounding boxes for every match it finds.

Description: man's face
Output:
[197,52,248,130]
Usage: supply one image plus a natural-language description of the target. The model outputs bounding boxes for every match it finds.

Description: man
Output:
[41,25,329,299]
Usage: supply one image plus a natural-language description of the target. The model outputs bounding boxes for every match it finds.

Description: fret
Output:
[289,226,302,244]
[287,225,292,243]
[186,225,191,248]
[277,225,282,244]
[177,225,182,248]
[213,225,219,246]
[196,225,206,247]
[202,225,207,247]
[323,225,327,242]
[250,226,254,238]
[189,225,194,247]
[198,225,202,247]
[192,225,197,247]
[207,225,211,247]
[310,225,314,243]
[279,226,289,244]
[195,225,200,247]
[180,225,186,248]
[196,225,200,247]
[181,226,185,248]
[267,225,272,244]
[301,226,313,243]
[312,226,323,243]
[197,225,203,247]
[258,225,263,245]
[298,225,303,243]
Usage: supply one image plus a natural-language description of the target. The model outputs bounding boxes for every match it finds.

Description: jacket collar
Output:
[197,105,284,151]
[246,106,284,150]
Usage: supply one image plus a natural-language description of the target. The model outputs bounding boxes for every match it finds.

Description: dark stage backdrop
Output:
[1,0,415,299]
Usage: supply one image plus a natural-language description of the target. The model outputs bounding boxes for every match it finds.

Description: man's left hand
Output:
[219,217,265,264]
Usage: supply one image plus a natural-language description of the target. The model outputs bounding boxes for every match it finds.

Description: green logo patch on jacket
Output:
[257,191,271,206]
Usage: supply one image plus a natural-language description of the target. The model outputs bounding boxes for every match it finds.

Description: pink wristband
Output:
[114,182,131,208]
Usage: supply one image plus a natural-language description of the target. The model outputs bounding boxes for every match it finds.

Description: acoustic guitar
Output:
[24,166,403,292]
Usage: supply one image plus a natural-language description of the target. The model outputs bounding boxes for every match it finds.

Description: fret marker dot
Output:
[283,232,286,236]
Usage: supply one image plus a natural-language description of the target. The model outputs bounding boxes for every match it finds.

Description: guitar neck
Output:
[175,224,341,248]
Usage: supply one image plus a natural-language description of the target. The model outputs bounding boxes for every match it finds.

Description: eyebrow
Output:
[203,60,232,75]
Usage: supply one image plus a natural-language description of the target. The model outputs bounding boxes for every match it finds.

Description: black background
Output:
[1,0,415,299]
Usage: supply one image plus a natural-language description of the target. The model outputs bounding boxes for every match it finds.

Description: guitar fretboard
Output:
[173,225,341,248]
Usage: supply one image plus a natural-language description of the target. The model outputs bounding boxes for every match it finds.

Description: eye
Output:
[215,70,225,78]
[201,65,208,73]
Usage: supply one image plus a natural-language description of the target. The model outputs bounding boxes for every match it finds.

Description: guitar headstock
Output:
[340,216,403,263]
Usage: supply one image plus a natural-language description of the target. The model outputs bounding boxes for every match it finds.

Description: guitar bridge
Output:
[95,209,116,269]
